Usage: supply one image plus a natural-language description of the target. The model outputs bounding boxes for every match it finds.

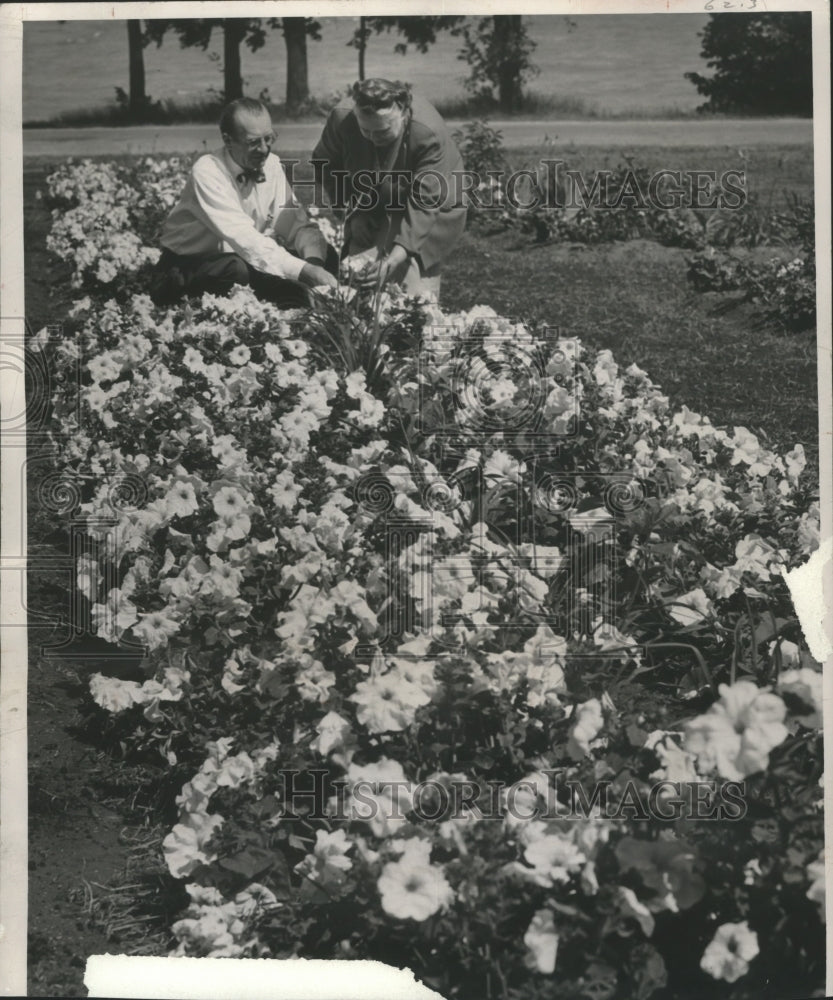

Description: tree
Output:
[126,19,147,116]
[456,16,538,113]
[350,16,370,80]
[347,16,465,82]
[144,18,268,102]
[685,13,813,115]
[145,17,320,113]
[270,17,322,112]
[222,19,248,100]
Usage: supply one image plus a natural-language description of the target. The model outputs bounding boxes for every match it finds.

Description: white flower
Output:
[310,710,353,757]
[777,666,823,728]
[648,733,699,786]
[350,671,430,733]
[520,832,586,887]
[377,839,453,921]
[806,850,825,920]
[89,673,143,713]
[668,588,714,627]
[684,681,788,780]
[90,588,139,643]
[87,352,123,383]
[342,758,414,838]
[733,534,785,581]
[228,344,251,366]
[523,908,559,973]
[295,829,353,891]
[165,480,199,519]
[212,486,249,519]
[162,811,224,879]
[784,443,806,483]
[730,427,769,476]
[483,449,524,484]
[700,921,759,983]
[567,698,605,759]
[700,562,743,600]
[221,657,246,695]
[215,752,256,789]
[295,656,337,704]
[132,609,181,651]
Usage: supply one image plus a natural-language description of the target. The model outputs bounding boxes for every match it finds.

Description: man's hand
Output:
[357,244,410,290]
[299,262,338,289]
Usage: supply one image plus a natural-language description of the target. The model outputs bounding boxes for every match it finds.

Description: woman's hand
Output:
[299,262,338,289]
[357,244,410,290]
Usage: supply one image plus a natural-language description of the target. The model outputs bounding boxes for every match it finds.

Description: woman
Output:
[312,78,467,301]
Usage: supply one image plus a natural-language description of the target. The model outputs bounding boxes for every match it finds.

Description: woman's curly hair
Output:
[351,78,412,112]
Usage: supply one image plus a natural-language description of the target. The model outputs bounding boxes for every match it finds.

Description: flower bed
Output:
[39,159,824,999]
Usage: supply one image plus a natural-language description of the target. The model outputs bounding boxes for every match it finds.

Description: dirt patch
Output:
[601,238,689,267]
[28,651,129,997]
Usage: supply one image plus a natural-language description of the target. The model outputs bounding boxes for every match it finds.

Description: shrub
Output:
[684,13,813,116]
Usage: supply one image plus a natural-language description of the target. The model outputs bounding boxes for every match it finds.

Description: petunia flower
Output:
[684,680,788,781]
[700,921,759,983]
[523,908,559,973]
[377,840,453,921]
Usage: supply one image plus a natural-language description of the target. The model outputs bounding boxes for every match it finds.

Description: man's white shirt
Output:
[160,147,325,281]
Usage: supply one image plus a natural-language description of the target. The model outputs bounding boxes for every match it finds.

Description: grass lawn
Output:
[502,143,815,209]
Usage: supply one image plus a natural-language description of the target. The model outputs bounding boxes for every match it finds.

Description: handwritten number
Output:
[704,0,758,9]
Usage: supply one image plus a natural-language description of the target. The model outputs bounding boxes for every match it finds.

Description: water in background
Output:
[23,14,710,123]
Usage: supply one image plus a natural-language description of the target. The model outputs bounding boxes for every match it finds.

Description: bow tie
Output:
[237,168,266,186]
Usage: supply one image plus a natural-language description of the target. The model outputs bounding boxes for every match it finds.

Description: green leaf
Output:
[626,723,649,748]
[219,845,279,880]
[754,617,792,645]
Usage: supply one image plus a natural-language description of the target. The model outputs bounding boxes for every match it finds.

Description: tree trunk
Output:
[283,18,309,112]
[358,16,366,80]
[496,15,524,113]
[223,19,246,101]
[127,19,146,116]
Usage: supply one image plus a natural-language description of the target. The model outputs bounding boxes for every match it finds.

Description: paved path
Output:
[22,118,812,157]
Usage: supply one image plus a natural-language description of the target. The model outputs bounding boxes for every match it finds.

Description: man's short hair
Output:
[219,97,270,137]
[352,78,412,113]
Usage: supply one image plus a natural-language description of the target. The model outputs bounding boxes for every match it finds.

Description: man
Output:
[312,79,467,301]
[150,98,337,309]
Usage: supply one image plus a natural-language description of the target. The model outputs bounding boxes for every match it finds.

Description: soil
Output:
[27,651,127,998]
[23,163,136,998]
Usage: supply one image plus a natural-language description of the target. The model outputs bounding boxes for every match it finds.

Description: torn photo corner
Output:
[1,1,831,999]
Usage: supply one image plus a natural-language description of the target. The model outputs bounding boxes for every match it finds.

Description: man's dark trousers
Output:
[149,246,339,309]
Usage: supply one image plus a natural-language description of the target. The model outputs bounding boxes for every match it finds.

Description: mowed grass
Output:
[22,144,819,474]
[500,143,815,209]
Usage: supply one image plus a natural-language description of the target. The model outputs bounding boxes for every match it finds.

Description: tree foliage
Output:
[143,17,321,109]
[457,16,539,113]
[347,16,464,81]
[685,13,813,116]
[143,18,267,101]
